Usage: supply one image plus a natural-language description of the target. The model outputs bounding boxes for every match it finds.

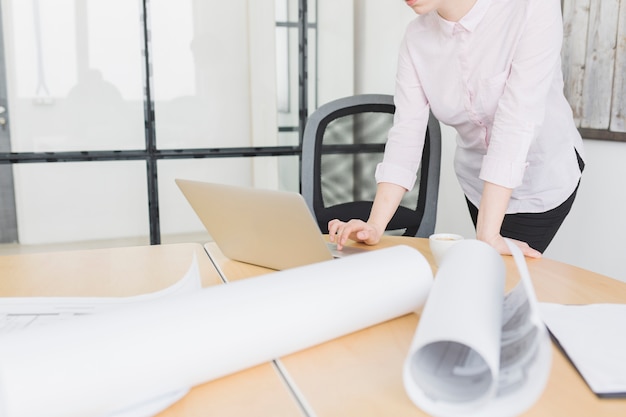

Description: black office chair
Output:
[301,94,441,237]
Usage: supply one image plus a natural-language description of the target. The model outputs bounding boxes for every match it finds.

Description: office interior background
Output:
[0,0,624,282]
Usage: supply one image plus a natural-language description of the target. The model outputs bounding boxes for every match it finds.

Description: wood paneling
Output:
[562,0,626,140]
[611,0,626,132]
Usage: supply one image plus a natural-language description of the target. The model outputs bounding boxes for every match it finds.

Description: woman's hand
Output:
[328,219,384,250]
[476,181,541,258]
[481,233,542,258]
[328,182,407,250]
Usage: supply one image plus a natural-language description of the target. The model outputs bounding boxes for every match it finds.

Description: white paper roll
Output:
[402,239,552,417]
[0,245,432,417]
[403,240,505,417]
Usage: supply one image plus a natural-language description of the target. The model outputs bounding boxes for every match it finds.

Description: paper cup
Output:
[429,233,464,266]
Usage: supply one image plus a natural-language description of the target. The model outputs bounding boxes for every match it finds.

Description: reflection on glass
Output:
[276,21,290,113]
[275,0,318,145]
[6,0,145,152]
[151,1,256,150]
[1,1,318,246]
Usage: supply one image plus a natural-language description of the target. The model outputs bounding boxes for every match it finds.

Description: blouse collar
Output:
[435,0,493,35]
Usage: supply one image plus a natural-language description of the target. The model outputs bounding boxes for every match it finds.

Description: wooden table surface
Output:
[0,243,304,417]
[203,235,626,417]
[4,239,623,416]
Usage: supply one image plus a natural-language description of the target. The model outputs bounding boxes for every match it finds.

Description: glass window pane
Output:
[151,1,255,149]
[158,156,299,240]
[277,155,300,192]
[308,27,317,112]
[276,26,291,113]
[5,0,146,152]
[278,130,299,146]
[275,0,288,21]
[309,0,317,23]
[276,1,318,131]
[276,26,300,130]
[13,161,149,245]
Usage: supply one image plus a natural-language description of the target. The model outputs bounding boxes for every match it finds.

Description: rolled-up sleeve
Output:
[375,28,430,191]
[480,155,529,189]
[480,0,563,189]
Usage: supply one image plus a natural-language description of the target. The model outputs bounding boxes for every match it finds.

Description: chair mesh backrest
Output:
[319,111,421,217]
[302,94,440,237]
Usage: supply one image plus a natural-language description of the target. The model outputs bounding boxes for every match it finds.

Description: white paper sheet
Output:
[0,254,202,333]
[0,245,433,417]
[403,239,551,417]
[0,254,203,417]
[540,302,626,397]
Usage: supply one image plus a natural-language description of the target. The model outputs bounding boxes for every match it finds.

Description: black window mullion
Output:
[297,0,309,194]
[140,0,160,245]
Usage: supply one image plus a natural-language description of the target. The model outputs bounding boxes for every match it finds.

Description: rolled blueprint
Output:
[403,239,551,417]
[0,245,432,417]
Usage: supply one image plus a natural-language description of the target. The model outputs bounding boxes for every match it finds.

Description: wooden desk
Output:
[204,236,626,417]
[0,243,303,417]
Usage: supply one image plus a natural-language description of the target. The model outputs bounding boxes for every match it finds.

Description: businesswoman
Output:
[329,0,585,258]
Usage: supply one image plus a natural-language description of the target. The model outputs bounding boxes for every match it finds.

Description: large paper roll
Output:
[0,245,432,417]
[402,239,551,417]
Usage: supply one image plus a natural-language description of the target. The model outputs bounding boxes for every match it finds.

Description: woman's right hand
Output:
[327,219,384,250]
[328,182,406,250]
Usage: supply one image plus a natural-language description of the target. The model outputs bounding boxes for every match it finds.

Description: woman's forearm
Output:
[476,181,542,257]
[476,181,512,244]
[367,182,407,235]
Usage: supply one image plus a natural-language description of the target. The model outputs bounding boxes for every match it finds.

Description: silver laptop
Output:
[175,179,364,270]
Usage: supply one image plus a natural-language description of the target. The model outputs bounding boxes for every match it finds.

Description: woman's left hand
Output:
[476,182,542,258]
[482,234,542,258]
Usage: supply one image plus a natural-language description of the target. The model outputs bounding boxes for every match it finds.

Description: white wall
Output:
[353,1,411,94]
[544,140,626,282]
[317,0,355,103]
[355,4,626,283]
